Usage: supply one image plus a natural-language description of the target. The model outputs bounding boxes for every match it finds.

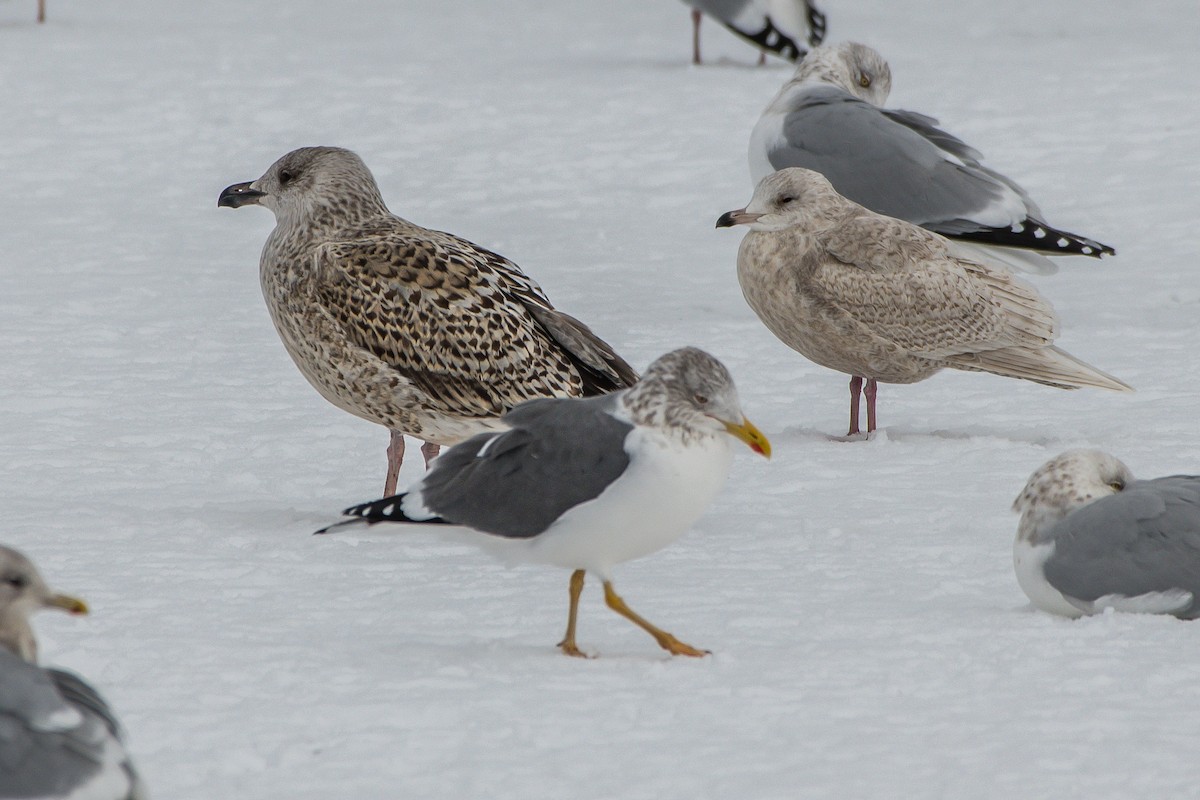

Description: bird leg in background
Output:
[420,441,441,467]
[37,0,45,23]
[384,429,405,496]
[691,9,703,65]
[602,580,708,657]
[557,570,588,658]
[848,375,863,436]
[864,378,878,433]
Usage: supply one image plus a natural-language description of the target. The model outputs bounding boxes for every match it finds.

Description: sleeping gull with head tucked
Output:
[318,347,770,658]
[219,146,637,495]
[1013,450,1200,618]
[0,545,144,800]
[682,0,826,65]
[748,42,1115,274]
[717,168,1131,436]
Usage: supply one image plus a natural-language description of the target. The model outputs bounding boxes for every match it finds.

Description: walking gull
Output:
[1013,450,1200,618]
[748,42,1115,274]
[0,546,144,800]
[318,348,771,658]
[716,168,1131,436]
[682,0,826,65]
[219,146,637,495]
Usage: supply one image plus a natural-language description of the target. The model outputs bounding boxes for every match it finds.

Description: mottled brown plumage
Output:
[219,146,636,491]
[717,168,1131,436]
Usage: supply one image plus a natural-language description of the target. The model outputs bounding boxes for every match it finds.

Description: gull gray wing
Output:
[763,87,1029,233]
[0,651,139,799]
[416,394,634,538]
[1043,476,1200,616]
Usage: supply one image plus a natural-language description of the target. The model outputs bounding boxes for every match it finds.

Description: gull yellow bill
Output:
[46,593,89,615]
[723,417,771,458]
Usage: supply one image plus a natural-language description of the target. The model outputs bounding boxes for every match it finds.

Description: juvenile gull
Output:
[682,0,826,65]
[748,42,1115,274]
[1013,450,1200,618]
[717,168,1131,436]
[317,348,770,658]
[0,546,144,800]
[219,146,637,495]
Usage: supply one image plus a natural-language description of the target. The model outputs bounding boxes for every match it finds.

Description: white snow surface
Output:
[2,1,1198,797]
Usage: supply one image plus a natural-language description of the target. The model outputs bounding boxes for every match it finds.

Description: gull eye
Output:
[278,169,295,185]
[859,74,870,88]
[693,393,709,405]
[778,195,795,206]
[3,573,27,590]
[1109,480,1125,491]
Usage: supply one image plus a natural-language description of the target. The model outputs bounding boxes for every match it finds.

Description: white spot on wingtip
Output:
[1033,227,1047,239]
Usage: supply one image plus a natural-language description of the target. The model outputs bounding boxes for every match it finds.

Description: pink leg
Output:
[420,441,441,468]
[864,378,879,433]
[848,376,863,436]
[691,9,702,65]
[757,51,766,66]
[37,0,45,22]
[384,430,404,497]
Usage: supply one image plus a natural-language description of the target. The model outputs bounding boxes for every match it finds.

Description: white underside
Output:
[457,427,735,580]
[1013,539,1085,618]
[1013,539,1194,618]
[57,736,134,800]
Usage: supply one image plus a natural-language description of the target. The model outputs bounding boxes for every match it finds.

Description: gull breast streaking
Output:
[748,42,1114,274]
[682,0,826,65]
[0,545,144,800]
[318,348,770,658]
[219,147,637,495]
[717,168,1131,436]
[1014,450,1200,618]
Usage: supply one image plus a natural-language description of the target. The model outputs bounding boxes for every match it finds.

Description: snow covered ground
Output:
[2,0,1198,796]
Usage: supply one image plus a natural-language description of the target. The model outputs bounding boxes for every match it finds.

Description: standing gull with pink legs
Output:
[219,146,636,494]
[717,168,1131,436]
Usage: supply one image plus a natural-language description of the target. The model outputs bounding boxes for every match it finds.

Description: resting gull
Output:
[717,168,1131,436]
[0,545,144,800]
[682,0,825,65]
[318,347,770,658]
[1013,450,1200,618]
[219,146,637,495]
[748,42,1115,274]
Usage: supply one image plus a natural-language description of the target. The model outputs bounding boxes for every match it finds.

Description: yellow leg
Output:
[557,570,588,658]
[602,580,708,658]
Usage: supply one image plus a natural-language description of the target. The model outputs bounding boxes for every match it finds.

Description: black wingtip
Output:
[314,493,451,534]
[722,19,806,62]
[805,1,827,46]
[949,220,1116,258]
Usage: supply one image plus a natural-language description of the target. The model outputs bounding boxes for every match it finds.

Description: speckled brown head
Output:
[0,545,88,663]
[790,41,892,104]
[218,146,390,229]
[1012,450,1133,543]
[717,167,852,234]
[624,347,770,457]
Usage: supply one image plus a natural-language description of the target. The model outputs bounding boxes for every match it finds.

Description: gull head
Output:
[0,545,88,663]
[790,41,892,105]
[219,146,389,225]
[1012,450,1133,543]
[628,348,770,457]
[717,167,848,234]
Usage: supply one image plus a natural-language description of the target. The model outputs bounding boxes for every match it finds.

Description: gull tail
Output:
[947,345,1133,392]
[313,493,448,535]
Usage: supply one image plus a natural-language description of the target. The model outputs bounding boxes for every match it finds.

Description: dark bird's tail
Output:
[313,493,449,535]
